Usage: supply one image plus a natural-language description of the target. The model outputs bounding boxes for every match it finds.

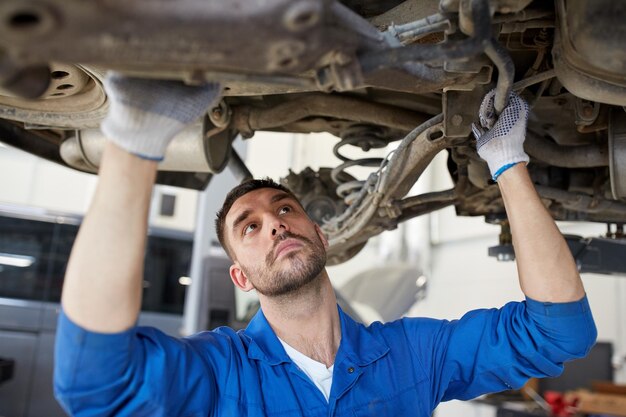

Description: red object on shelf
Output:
[544,391,578,417]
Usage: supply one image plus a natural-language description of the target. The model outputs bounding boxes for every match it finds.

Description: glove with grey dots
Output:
[100,72,222,161]
[472,89,529,181]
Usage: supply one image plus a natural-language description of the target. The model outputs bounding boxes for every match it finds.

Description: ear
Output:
[229,263,254,292]
[314,223,329,249]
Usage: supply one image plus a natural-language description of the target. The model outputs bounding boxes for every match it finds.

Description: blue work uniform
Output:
[54,296,596,416]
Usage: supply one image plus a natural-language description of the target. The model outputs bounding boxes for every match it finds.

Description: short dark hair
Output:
[215,178,301,259]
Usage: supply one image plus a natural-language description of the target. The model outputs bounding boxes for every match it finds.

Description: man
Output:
[54,74,596,416]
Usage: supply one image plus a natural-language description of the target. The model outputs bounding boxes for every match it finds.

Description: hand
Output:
[472,90,529,181]
[100,72,222,161]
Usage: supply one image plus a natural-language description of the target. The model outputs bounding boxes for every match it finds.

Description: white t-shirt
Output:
[278,338,334,402]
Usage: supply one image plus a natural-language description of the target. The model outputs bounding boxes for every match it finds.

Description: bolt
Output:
[332,52,351,66]
[283,2,320,32]
[451,114,463,127]
[275,40,306,57]
[268,40,305,71]
[211,107,222,118]
[581,104,594,118]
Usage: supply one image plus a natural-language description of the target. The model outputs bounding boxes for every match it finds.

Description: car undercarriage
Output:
[0,0,625,265]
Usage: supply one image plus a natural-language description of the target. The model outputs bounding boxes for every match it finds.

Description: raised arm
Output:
[401,92,595,410]
[61,74,221,332]
[473,90,585,302]
[498,165,584,302]
[62,142,157,332]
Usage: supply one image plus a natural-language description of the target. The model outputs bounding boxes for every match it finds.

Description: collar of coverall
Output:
[245,304,390,367]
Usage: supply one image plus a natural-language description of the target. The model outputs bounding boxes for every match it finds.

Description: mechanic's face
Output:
[226,188,328,297]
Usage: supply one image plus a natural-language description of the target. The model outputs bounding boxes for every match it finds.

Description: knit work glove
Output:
[101,72,222,161]
[472,90,530,181]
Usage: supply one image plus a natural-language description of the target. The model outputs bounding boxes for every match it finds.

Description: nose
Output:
[268,214,288,238]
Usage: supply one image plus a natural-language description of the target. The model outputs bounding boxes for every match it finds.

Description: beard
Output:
[242,231,327,298]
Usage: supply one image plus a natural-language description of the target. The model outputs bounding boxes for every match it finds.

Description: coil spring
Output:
[331,127,388,205]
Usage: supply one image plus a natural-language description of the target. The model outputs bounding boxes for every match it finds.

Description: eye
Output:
[278,205,292,215]
[243,223,257,235]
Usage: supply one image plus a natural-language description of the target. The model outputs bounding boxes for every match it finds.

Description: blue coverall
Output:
[54,297,596,416]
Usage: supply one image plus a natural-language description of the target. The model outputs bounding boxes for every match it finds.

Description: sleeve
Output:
[54,310,218,417]
[405,295,597,407]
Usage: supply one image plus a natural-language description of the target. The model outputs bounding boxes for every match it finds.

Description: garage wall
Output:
[245,130,380,181]
[0,143,96,213]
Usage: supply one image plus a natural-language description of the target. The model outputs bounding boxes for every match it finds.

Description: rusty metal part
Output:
[1,0,625,267]
[282,167,350,225]
[324,115,452,263]
[484,39,515,114]
[0,64,107,128]
[553,0,626,106]
[457,2,515,115]
[360,0,493,74]
[0,1,363,75]
[386,13,450,42]
[525,130,608,168]
[576,107,609,134]
[553,42,626,106]
[458,1,516,116]
[608,109,626,200]
[492,9,555,23]
[513,69,555,92]
[535,186,626,216]
[397,20,451,43]
[397,189,458,223]
[0,64,50,99]
[377,117,447,198]
[0,0,470,99]
[452,178,626,224]
[486,218,515,262]
[330,125,389,202]
[227,149,253,182]
[529,94,604,146]
[443,87,489,138]
[499,19,555,34]
[0,118,65,165]
[202,106,236,174]
[60,125,219,173]
[574,98,600,128]
[444,1,515,125]
[368,0,440,29]
[342,0,406,18]
[231,94,431,136]
[441,0,533,15]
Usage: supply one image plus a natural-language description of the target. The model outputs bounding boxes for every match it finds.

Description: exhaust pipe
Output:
[60,124,218,173]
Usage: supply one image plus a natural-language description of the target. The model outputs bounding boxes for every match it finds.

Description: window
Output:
[0,213,192,315]
[46,223,79,304]
[142,234,192,315]
[0,216,55,302]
